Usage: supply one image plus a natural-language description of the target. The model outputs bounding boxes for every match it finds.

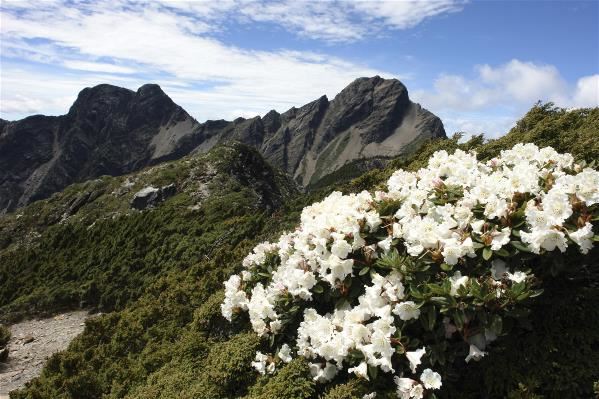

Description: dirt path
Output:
[0,311,90,397]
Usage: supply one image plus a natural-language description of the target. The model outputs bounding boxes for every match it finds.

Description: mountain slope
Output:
[2,104,598,399]
[0,142,297,320]
[0,77,445,212]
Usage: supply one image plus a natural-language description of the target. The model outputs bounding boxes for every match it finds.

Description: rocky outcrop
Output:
[130,184,176,210]
[0,77,445,212]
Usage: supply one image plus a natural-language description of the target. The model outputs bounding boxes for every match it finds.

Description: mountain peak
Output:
[67,84,133,118]
[136,83,168,98]
[0,77,444,212]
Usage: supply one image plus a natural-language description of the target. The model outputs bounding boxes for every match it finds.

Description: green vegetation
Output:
[1,104,598,398]
[0,324,10,347]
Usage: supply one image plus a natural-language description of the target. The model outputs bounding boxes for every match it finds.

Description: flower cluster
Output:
[221,143,598,397]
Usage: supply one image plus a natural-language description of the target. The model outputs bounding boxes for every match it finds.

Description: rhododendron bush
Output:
[221,143,598,398]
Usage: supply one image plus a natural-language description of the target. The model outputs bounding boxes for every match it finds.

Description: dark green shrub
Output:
[0,324,10,346]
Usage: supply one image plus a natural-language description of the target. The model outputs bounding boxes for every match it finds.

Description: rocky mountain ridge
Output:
[0,83,196,213]
[0,76,445,212]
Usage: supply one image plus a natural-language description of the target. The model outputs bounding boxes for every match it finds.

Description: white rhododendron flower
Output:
[348,361,369,380]
[507,271,528,283]
[393,301,421,321]
[490,228,511,251]
[465,344,487,363]
[220,143,597,396]
[221,275,248,321]
[309,361,337,383]
[420,368,442,389]
[394,377,422,399]
[278,344,293,363]
[569,222,594,254]
[252,351,273,375]
[449,271,469,296]
[405,348,426,373]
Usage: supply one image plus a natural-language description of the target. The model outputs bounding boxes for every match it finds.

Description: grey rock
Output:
[130,184,176,210]
[63,189,103,217]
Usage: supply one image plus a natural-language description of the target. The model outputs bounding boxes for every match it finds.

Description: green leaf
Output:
[516,292,531,301]
[511,240,532,253]
[359,267,370,276]
[512,220,526,228]
[367,364,379,380]
[409,286,424,300]
[440,263,453,271]
[495,248,510,257]
[335,297,349,309]
[483,247,493,260]
[427,284,446,295]
[420,305,436,331]
[529,288,544,298]
[512,281,526,295]
[312,284,324,294]
[375,248,402,270]
[431,296,449,306]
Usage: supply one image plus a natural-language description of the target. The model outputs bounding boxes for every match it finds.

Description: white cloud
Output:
[477,60,569,104]
[572,74,599,107]
[63,61,138,74]
[440,114,518,139]
[0,1,399,120]
[0,66,101,116]
[239,1,367,42]
[412,60,599,138]
[412,60,583,112]
[159,0,465,43]
[352,0,463,30]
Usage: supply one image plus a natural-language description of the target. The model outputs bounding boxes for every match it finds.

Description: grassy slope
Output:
[2,104,598,399]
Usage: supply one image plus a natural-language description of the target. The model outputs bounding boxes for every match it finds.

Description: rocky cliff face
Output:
[0,76,445,212]
[0,84,200,212]
[258,76,446,185]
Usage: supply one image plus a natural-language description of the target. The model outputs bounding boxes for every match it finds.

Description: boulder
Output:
[131,184,176,210]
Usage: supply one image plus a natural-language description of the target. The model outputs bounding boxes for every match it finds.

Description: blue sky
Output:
[1,0,598,137]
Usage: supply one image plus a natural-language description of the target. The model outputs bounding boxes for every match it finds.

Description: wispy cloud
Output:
[1,1,401,120]
[156,0,466,43]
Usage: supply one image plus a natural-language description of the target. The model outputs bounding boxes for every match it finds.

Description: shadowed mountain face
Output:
[0,76,445,212]
[0,84,199,212]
